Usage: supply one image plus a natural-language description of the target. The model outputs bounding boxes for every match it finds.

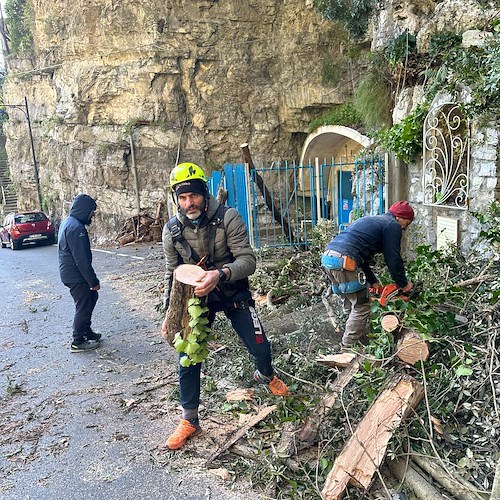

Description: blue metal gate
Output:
[208,156,386,249]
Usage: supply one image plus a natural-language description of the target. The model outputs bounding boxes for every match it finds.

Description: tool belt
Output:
[322,250,367,295]
[321,250,357,272]
[331,281,367,295]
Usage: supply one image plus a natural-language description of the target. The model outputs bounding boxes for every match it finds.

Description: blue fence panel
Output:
[211,156,385,248]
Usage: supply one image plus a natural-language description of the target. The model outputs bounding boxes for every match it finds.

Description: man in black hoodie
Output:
[58,194,101,352]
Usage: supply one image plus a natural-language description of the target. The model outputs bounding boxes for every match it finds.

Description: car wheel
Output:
[9,237,20,250]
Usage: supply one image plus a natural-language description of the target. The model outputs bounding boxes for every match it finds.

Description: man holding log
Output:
[161,162,289,450]
[321,201,415,348]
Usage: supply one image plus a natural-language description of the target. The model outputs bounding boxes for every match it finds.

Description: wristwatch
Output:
[217,268,228,283]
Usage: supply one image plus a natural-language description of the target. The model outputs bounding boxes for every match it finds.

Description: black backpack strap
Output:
[167,215,202,264]
[208,204,227,263]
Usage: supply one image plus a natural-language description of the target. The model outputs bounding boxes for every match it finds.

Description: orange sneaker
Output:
[268,376,290,396]
[165,419,201,450]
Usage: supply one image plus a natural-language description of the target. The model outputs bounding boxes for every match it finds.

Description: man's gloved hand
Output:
[369,283,384,295]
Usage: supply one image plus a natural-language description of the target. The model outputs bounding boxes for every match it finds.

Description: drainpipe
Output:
[129,132,140,238]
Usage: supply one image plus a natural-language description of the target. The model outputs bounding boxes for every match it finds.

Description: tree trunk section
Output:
[396,329,429,365]
[321,373,424,499]
[163,276,193,346]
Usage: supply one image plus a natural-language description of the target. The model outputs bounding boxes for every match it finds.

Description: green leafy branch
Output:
[173,297,212,367]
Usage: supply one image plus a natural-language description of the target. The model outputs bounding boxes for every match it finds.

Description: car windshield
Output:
[14,213,47,224]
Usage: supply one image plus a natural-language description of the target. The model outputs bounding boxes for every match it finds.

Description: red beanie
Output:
[388,201,415,221]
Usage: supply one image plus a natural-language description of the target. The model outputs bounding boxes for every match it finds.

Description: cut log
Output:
[388,458,444,500]
[174,264,205,286]
[316,353,357,369]
[299,355,360,445]
[163,276,193,346]
[396,329,429,365]
[381,313,401,332]
[321,373,424,500]
[205,405,277,465]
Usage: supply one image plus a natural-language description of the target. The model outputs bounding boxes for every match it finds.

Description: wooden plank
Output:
[321,374,424,499]
[299,355,360,445]
[316,352,357,369]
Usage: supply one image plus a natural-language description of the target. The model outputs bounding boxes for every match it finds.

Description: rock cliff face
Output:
[3,0,349,237]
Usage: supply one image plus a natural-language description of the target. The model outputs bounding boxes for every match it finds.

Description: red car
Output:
[0,211,56,250]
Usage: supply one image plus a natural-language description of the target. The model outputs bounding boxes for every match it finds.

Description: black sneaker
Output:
[84,330,102,341]
[70,340,100,352]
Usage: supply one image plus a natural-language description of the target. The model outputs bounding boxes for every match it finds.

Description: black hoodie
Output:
[58,194,99,287]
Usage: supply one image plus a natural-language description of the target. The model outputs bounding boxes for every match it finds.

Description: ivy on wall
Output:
[373,25,498,163]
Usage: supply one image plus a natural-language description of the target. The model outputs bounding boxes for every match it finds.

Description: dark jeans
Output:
[179,294,273,410]
[65,282,99,342]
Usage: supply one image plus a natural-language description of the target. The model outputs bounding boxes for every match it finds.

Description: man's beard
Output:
[180,203,204,220]
[183,209,202,220]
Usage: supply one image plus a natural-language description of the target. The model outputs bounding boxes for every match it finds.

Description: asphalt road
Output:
[0,242,246,500]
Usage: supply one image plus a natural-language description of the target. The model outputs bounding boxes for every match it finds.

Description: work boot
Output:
[253,370,290,396]
[165,419,201,450]
[70,339,100,352]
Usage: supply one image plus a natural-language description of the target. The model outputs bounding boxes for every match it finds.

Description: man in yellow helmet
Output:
[162,162,289,450]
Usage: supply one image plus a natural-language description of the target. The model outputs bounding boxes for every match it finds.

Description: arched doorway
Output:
[298,125,383,229]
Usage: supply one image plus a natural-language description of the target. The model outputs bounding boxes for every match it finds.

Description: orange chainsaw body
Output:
[376,284,411,306]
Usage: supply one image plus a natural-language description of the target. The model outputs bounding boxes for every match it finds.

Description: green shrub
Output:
[354,73,392,129]
[376,103,428,164]
[315,0,377,39]
[308,102,362,133]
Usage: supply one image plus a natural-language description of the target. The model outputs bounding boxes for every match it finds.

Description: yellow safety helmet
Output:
[169,162,207,190]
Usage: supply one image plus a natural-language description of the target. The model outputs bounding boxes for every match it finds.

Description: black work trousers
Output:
[179,293,273,410]
[65,282,99,342]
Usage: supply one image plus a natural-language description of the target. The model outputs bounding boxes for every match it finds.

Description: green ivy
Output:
[376,103,428,164]
[472,201,500,246]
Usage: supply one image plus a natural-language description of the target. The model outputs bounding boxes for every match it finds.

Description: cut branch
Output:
[412,455,485,500]
[299,355,361,445]
[205,405,277,465]
[388,458,444,500]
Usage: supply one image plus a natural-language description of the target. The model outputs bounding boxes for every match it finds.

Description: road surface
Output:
[0,242,247,500]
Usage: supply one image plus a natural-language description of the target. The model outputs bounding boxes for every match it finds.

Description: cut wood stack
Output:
[117,203,165,245]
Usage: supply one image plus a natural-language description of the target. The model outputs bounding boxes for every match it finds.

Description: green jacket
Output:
[162,194,256,307]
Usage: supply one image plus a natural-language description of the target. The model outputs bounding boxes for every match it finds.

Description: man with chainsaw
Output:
[161,162,289,450]
[321,201,415,348]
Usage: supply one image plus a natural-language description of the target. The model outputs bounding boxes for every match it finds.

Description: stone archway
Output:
[300,125,371,165]
[298,125,382,226]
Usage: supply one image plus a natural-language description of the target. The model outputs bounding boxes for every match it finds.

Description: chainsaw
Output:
[370,283,421,306]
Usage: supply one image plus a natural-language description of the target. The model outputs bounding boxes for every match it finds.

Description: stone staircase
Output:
[0,131,18,217]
